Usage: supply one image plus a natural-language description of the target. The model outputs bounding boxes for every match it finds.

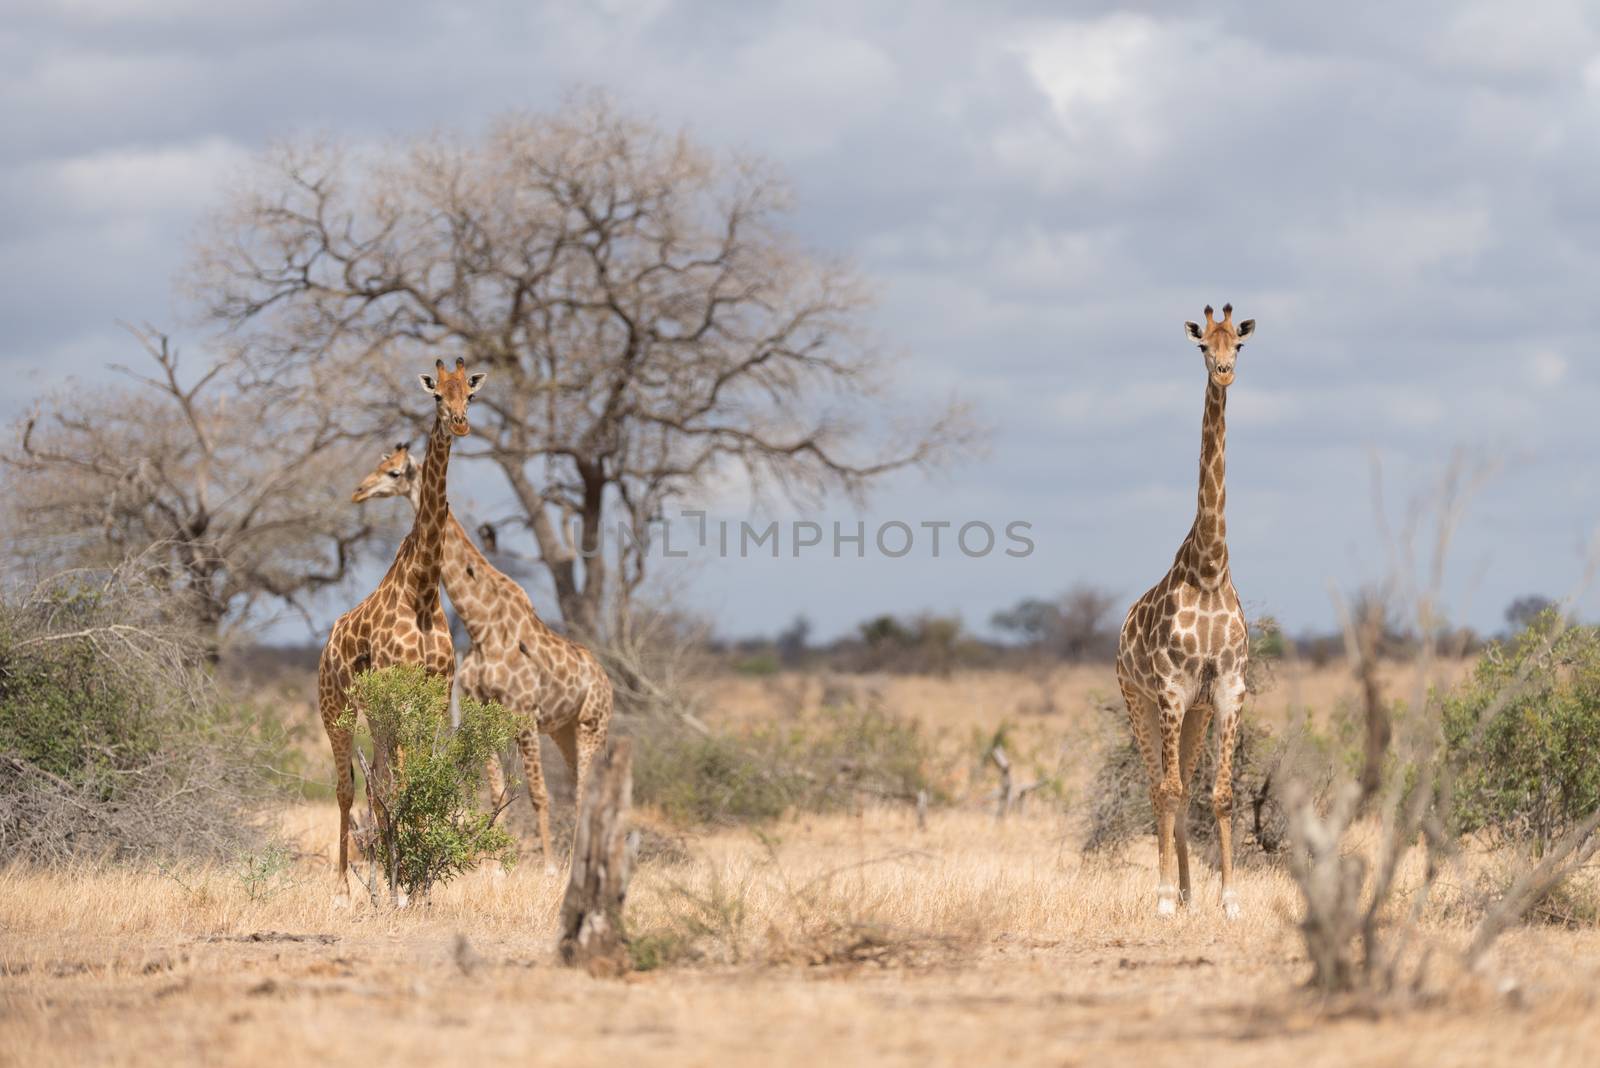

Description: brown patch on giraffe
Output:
[1117,305,1255,918]
[317,360,488,901]
[349,435,614,872]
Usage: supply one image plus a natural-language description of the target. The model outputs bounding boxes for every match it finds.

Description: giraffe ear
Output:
[1184,321,1204,342]
[1236,319,1256,339]
[418,373,439,395]
[467,372,487,394]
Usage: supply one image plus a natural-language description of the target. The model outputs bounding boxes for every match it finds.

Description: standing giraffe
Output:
[350,443,613,872]
[1116,303,1256,919]
[319,358,485,904]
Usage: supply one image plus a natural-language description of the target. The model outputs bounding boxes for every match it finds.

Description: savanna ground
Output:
[4,660,1599,1067]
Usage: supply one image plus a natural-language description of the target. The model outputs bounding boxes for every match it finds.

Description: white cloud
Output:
[716,28,897,156]
[1055,380,1189,428]
[1433,1,1597,80]
[995,13,1177,183]
[1286,192,1493,286]
[1,3,1597,638]
[50,138,248,217]
[1228,386,1306,427]
[16,0,216,17]
[1020,13,1159,120]
[1529,350,1568,386]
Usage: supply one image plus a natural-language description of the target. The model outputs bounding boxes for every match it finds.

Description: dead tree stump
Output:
[558,738,635,976]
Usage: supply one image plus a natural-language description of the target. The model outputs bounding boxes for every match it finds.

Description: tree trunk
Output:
[502,463,592,639]
[558,738,635,976]
[573,464,607,640]
[502,460,601,638]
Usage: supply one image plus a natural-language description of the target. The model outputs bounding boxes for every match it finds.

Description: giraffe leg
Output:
[549,718,581,863]
[1154,690,1187,916]
[319,676,355,907]
[1211,674,1246,919]
[366,721,410,908]
[479,752,512,881]
[1119,678,1173,916]
[1173,797,1191,908]
[564,683,612,826]
[550,719,579,783]
[485,750,509,811]
[515,725,556,875]
[1175,696,1216,908]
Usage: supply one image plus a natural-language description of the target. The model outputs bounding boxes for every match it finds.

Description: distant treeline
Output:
[229,589,1560,682]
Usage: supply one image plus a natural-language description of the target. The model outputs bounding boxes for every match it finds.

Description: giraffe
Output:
[319,357,485,904]
[1116,303,1256,919]
[350,443,613,873]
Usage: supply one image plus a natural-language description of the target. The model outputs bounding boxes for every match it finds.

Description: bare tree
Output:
[2,326,386,655]
[190,95,971,638]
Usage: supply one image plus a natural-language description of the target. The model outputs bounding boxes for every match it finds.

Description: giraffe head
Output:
[1183,304,1255,388]
[418,357,486,436]
[350,442,419,504]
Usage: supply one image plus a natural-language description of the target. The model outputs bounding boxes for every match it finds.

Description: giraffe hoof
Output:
[1156,888,1178,917]
[332,892,351,910]
[490,864,509,882]
[395,890,411,910]
[543,862,559,878]
[1222,892,1242,921]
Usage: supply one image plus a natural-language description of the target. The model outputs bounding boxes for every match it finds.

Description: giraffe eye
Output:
[388,469,404,477]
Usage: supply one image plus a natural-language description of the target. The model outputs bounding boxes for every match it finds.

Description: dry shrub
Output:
[1081,697,1289,858]
[1442,853,1600,931]
[0,564,277,863]
[632,699,947,827]
[1279,459,1600,997]
[628,842,973,973]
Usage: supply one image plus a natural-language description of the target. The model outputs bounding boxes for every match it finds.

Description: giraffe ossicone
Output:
[350,440,613,874]
[1116,304,1256,919]
[318,357,485,904]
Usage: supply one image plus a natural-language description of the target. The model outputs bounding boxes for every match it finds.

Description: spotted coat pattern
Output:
[1116,304,1255,918]
[318,359,480,901]
[351,444,613,869]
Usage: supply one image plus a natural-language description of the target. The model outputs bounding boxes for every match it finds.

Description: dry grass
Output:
[4,799,1600,1067]
[702,661,1473,736]
[4,658,1592,1067]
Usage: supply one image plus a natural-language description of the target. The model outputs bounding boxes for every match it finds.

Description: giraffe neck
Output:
[1179,380,1230,588]
[399,491,558,648]
[404,415,453,613]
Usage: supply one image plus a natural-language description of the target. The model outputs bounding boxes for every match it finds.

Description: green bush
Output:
[344,664,524,899]
[634,729,794,825]
[0,587,160,782]
[734,651,781,677]
[1443,612,1600,851]
[0,572,274,862]
[634,701,944,827]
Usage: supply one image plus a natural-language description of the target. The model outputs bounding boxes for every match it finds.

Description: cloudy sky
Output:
[5,0,1599,642]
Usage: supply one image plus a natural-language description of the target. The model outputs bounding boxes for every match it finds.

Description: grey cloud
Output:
[2,0,1598,638]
